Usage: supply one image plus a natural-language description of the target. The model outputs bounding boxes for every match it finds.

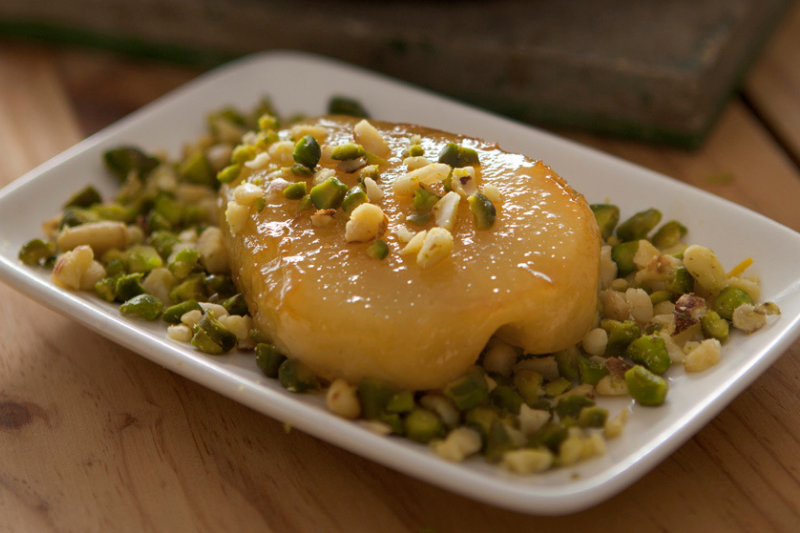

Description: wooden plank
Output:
[745,0,800,162]
[2,44,800,533]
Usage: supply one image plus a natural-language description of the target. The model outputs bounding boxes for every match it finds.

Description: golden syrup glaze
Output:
[219,116,600,390]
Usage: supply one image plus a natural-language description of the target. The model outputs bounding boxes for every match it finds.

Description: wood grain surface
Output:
[2,5,800,530]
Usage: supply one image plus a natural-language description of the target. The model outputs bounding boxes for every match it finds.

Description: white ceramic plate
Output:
[2,51,800,515]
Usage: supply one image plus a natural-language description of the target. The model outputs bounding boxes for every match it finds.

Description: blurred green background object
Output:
[0,0,792,147]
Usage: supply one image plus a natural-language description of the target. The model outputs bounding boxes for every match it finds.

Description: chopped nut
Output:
[290,124,328,144]
[181,309,203,328]
[401,230,427,256]
[57,221,129,255]
[196,227,230,274]
[392,163,451,195]
[233,182,264,206]
[684,338,722,372]
[167,324,193,343]
[482,338,518,377]
[142,267,175,305]
[432,191,461,232]
[600,289,630,321]
[431,427,482,462]
[598,245,618,290]
[403,156,432,171]
[267,140,295,167]
[311,209,337,228]
[450,167,477,198]
[225,201,250,235]
[417,227,454,268]
[582,327,608,356]
[502,448,553,474]
[353,119,390,156]
[51,245,96,290]
[482,184,502,203]
[673,293,707,334]
[244,151,271,170]
[518,405,551,436]
[732,303,767,333]
[626,288,654,324]
[683,245,728,294]
[604,409,629,439]
[596,374,628,396]
[326,379,361,419]
[633,239,660,269]
[345,204,386,242]
[363,177,383,203]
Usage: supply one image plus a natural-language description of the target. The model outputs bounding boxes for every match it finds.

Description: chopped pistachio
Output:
[283,181,308,200]
[366,239,390,260]
[412,188,440,213]
[179,151,214,187]
[651,220,687,249]
[715,286,754,320]
[328,96,370,118]
[120,294,163,321]
[468,192,496,230]
[405,408,445,443]
[162,299,202,324]
[64,185,102,209]
[18,239,56,266]
[590,204,620,241]
[610,241,639,277]
[342,186,368,215]
[256,343,287,378]
[331,143,366,161]
[310,177,348,210]
[292,135,321,169]
[437,142,480,168]
[616,208,662,242]
[103,147,160,181]
[217,163,242,184]
[625,365,668,406]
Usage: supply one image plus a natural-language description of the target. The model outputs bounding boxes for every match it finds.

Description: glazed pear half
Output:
[219,116,600,390]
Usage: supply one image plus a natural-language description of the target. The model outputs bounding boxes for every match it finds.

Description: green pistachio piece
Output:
[217,163,242,184]
[468,192,496,230]
[331,143,366,161]
[611,240,640,277]
[626,334,671,375]
[404,408,444,444]
[443,371,489,411]
[616,208,662,242]
[651,220,688,249]
[293,135,321,169]
[309,177,348,210]
[328,96,370,118]
[342,186,368,215]
[18,239,56,266]
[714,286,754,320]
[178,151,214,187]
[437,142,480,168]
[625,365,668,406]
[64,185,102,209]
[162,299,202,324]
[283,181,308,200]
[103,147,160,181]
[701,310,730,342]
[120,294,163,321]
[366,239,389,260]
[590,204,620,241]
[256,343,287,378]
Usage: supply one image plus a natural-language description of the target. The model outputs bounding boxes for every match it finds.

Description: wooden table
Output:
[2,5,800,532]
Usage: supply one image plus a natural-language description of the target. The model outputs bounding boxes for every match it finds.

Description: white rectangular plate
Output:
[2,51,800,515]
